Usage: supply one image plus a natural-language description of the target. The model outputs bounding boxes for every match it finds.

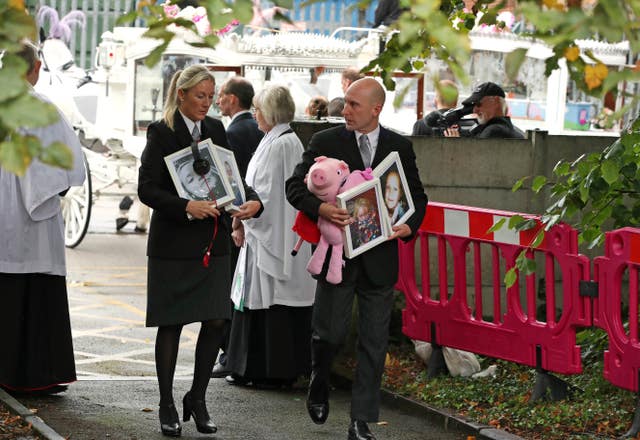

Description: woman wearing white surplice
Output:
[226,85,315,388]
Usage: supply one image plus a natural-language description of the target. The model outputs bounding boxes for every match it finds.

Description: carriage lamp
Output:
[96,31,125,96]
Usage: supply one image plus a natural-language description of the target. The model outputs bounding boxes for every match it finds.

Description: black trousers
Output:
[312,260,394,422]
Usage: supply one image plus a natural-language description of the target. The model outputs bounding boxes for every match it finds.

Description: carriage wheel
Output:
[62,152,92,248]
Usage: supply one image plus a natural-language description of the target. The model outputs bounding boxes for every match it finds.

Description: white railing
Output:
[28,0,379,69]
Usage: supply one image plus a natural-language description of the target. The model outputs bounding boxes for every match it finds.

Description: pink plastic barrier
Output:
[594,227,640,392]
[397,202,592,374]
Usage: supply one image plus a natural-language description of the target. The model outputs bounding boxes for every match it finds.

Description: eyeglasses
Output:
[251,107,261,115]
[475,96,498,107]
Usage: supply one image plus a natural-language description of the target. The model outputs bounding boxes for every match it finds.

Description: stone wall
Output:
[410,131,616,214]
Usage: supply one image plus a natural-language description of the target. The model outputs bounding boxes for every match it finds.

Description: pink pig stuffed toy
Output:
[300,155,374,284]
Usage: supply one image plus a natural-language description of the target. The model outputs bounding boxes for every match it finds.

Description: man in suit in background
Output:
[286,78,427,440]
[216,77,263,177]
[212,76,264,379]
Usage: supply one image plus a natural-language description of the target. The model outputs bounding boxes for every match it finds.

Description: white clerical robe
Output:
[0,90,86,276]
[233,123,315,310]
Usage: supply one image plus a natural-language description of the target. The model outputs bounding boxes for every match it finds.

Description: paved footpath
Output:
[4,196,522,440]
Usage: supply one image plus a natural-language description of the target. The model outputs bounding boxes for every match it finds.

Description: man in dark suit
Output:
[286,78,427,440]
[211,76,264,380]
[216,77,264,177]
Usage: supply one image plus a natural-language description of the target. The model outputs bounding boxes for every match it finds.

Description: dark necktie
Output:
[192,124,200,142]
[359,134,372,168]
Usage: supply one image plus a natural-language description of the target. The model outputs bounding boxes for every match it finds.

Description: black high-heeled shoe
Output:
[159,403,182,437]
[182,391,217,434]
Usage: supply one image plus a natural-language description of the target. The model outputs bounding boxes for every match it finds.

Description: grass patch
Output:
[379,333,639,440]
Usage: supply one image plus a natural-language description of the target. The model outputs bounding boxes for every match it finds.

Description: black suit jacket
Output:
[285,125,428,286]
[226,112,263,177]
[138,114,262,259]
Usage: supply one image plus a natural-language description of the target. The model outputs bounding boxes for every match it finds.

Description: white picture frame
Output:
[164,138,235,207]
[372,151,415,230]
[337,178,388,259]
[211,144,246,213]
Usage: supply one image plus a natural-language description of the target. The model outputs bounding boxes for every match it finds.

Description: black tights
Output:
[155,319,226,406]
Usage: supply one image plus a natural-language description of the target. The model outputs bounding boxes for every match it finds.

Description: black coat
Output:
[471,116,525,139]
[226,112,263,178]
[285,125,428,287]
[138,114,262,259]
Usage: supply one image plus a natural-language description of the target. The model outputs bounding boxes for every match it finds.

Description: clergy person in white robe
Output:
[226,85,315,387]
[0,40,85,393]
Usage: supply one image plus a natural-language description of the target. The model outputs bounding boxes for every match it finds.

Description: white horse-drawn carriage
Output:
[36,11,383,247]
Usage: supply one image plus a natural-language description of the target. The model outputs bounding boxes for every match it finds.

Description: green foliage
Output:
[381,345,637,439]
[363,0,473,91]
[519,124,640,250]
[0,3,73,175]
[507,122,640,286]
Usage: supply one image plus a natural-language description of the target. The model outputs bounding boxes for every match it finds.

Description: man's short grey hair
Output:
[222,77,254,110]
[253,85,295,126]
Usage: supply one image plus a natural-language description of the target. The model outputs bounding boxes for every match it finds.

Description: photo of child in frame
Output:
[346,188,383,249]
[381,165,409,225]
[165,144,230,203]
[211,144,245,212]
[224,160,243,206]
[373,151,415,228]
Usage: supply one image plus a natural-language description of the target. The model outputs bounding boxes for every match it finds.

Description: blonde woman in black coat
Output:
[138,65,262,437]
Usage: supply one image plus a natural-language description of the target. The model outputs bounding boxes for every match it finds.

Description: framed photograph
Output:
[164,139,235,207]
[337,178,388,259]
[211,144,245,213]
[372,151,415,230]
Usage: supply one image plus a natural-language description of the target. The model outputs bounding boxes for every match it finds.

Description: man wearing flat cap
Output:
[446,82,525,139]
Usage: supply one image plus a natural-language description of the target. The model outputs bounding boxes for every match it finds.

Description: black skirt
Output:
[226,304,312,381]
[146,255,231,327]
[0,273,76,391]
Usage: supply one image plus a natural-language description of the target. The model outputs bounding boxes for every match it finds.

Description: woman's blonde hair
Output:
[163,65,215,130]
[253,85,295,127]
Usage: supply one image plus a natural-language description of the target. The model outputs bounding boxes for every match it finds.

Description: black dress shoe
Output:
[225,374,249,386]
[115,217,129,231]
[211,361,231,378]
[307,400,329,425]
[159,404,181,437]
[182,391,217,434]
[306,370,329,424]
[307,338,334,425]
[348,419,376,440]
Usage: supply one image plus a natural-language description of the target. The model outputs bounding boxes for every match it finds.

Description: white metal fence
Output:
[26,0,377,70]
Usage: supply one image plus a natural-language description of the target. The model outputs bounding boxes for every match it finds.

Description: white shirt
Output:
[179,111,201,138]
[0,90,86,276]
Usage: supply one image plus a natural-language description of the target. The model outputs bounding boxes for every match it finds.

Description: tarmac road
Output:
[13,195,518,440]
